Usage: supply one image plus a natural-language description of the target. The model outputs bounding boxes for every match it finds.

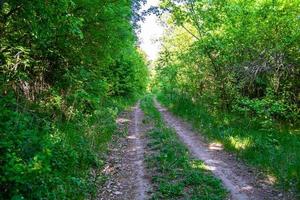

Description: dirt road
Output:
[97,103,151,200]
[154,99,283,200]
[97,100,288,200]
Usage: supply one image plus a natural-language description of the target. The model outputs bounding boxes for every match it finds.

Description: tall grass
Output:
[157,93,300,195]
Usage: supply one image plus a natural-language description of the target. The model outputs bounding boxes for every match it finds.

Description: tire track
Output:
[97,103,151,200]
[131,102,151,200]
[154,99,283,200]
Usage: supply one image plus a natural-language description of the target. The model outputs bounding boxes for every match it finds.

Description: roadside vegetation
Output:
[140,95,228,200]
[1,0,300,199]
[0,1,147,199]
[157,93,300,194]
[153,0,300,195]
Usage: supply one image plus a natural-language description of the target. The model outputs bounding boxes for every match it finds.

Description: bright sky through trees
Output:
[138,0,164,61]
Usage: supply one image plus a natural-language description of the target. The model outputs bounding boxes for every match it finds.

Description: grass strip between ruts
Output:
[140,95,228,200]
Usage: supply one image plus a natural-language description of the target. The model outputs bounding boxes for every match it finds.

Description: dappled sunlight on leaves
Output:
[228,136,253,150]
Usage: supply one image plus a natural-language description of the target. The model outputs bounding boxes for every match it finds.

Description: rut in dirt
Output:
[131,102,152,200]
[97,103,151,200]
[154,99,286,200]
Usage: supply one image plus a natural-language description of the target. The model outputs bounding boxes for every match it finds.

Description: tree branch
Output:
[180,24,200,40]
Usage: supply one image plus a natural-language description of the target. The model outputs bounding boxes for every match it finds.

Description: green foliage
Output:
[154,1,300,193]
[234,96,298,128]
[0,93,132,199]
[140,95,228,200]
[155,0,300,121]
[157,93,300,194]
[0,0,148,199]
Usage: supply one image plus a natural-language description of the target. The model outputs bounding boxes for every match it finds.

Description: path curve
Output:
[154,99,283,200]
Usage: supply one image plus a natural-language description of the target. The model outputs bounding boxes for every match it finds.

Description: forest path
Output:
[97,102,151,200]
[154,99,283,200]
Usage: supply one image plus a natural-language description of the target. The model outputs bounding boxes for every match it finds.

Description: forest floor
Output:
[97,98,291,200]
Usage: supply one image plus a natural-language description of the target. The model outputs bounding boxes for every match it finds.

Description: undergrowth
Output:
[157,93,300,196]
[0,93,136,199]
[140,95,228,200]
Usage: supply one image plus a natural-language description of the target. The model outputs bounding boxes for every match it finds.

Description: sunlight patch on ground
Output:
[127,135,137,139]
[209,142,224,151]
[190,160,216,171]
[266,174,277,185]
[116,118,131,124]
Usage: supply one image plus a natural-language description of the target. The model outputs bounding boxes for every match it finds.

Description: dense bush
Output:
[0,0,148,199]
[154,0,299,125]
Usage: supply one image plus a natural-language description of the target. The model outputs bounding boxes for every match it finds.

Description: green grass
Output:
[140,95,228,200]
[157,93,300,196]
